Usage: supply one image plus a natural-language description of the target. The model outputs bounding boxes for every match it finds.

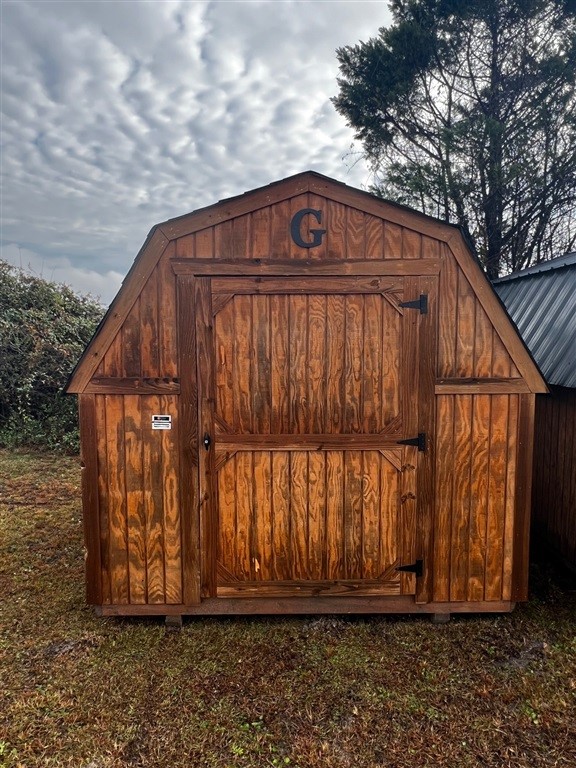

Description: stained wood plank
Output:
[344,296,364,433]
[101,333,123,377]
[400,445,417,595]
[432,395,454,601]
[399,277,420,596]
[175,234,195,258]
[234,294,252,433]
[382,293,402,429]
[270,199,291,259]
[455,272,476,378]
[215,434,412,451]
[214,299,235,429]
[162,395,182,604]
[346,207,365,259]
[325,451,344,579]
[450,395,473,601]
[325,295,345,434]
[214,219,234,258]
[270,295,289,433]
[176,275,201,605]
[251,207,271,260]
[365,215,384,260]
[85,377,180,394]
[415,274,437,603]
[211,276,403,295]
[402,229,421,259]
[467,396,490,601]
[344,451,363,579]
[308,452,326,579]
[491,333,512,378]
[362,294,383,432]
[380,452,400,582]
[78,394,102,605]
[101,596,515,617]
[435,379,530,394]
[308,295,326,433]
[290,452,309,578]
[95,395,111,604]
[105,395,129,604]
[289,296,308,433]
[195,227,214,259]
[195,278,217,597]
[437,243,458,378]
[218,454,238,583]
[327,200,347,259]
[217,581,401,598]
[158,241,178,378]
[484,394,508,601]
[232,214,250,255]
[271,452,291,580]
[235,451,253,580]
[473,305,493,378]
[171,258,441,276]
[141,395,165,604]
[253,452,273,580]
[422,236,440,261]
[140,271,160,377]
[124,396,146,604]
[252,295,271,433]
[384,221,402,259]
[361,451,381,579]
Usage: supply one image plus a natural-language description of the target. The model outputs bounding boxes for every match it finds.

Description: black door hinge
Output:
[396,559,423,578]
[397,432,426,452]
[400,294,428,314]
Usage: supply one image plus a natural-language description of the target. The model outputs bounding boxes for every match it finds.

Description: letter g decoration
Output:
[290,208,327,249]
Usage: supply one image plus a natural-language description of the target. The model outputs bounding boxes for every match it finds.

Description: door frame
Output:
[175,261,438,606]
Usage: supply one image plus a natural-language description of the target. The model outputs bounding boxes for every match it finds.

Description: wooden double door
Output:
[189,272,434,601]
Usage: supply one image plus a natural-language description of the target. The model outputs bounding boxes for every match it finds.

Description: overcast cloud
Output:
[1,0,392,305]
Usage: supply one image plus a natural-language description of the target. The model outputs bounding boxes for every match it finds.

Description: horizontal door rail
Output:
[171,258,441,276]
[214,434,407,451]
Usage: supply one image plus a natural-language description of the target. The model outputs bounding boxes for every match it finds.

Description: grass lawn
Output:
[0,449,575,768]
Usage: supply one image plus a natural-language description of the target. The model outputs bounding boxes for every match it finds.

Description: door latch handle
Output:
[203,433,211,451]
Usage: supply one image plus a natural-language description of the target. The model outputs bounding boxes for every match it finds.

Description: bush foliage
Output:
[0,260,104,452]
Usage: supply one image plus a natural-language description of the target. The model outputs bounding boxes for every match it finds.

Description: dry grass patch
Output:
[1,450,575,768]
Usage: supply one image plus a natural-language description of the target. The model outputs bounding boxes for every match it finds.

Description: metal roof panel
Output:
[494,255,576,388]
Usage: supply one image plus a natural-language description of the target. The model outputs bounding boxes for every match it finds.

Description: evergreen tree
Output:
[334,0,576,277]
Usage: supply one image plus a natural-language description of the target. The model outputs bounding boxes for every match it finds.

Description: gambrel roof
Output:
[67,171,546,394]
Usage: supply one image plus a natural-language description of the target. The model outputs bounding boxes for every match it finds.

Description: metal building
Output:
[494,254,576,571]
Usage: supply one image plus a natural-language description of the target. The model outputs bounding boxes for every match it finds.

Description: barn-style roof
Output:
[494,253,576,388]
[66,170,547,394]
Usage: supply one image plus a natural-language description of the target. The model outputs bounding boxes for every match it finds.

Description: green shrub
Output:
[0,260,105,452]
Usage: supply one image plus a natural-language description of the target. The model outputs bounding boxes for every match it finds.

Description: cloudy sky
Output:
[1,0,392,305]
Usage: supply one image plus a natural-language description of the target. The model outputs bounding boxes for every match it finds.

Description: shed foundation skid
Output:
[68,172,546,618]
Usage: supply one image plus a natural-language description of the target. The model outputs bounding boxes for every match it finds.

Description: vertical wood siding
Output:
[532,388,576,571]
[433,394,519,602]
[94,394,182,605]
[83,189,532,609]
[437,244,518,379]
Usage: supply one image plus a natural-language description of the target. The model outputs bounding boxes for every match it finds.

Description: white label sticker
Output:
[152,414,172,430]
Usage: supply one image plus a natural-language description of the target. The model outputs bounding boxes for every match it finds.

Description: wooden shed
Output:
[494,254,576,573]
[67,171,547,619]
